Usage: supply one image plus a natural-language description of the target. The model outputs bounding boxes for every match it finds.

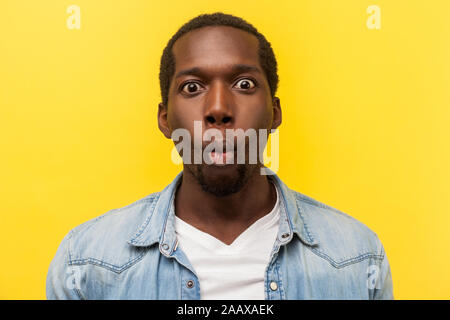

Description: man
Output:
[47,12,393,299]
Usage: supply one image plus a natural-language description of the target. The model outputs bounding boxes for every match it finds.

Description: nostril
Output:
[222,116,231,124]
[206,116,215,124]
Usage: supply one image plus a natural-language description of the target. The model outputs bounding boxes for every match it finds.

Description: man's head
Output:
[157,12,282,197]
[158,12,279,107]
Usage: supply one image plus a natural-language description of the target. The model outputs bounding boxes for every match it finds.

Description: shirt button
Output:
[281,233,290,239]
[270,281,278,291]
[186,280,195,289]
[162,243,169,250]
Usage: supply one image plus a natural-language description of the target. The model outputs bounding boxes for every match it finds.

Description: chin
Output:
[190,164,252,197]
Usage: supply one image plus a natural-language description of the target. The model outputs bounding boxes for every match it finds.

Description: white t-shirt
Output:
[174,183,280,300]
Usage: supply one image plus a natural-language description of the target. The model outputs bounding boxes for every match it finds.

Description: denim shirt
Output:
[46,172,394,299]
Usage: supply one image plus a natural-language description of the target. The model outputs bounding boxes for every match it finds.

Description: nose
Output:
[204,81,234,128]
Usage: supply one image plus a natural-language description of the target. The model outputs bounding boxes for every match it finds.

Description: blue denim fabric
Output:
[46,171,394,299]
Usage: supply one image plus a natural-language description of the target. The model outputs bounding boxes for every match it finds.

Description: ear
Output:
[157,102,172,139]
[271,97,282,130]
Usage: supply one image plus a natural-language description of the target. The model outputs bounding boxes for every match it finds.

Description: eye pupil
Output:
[187,83,197,93]
[240,80,250,89]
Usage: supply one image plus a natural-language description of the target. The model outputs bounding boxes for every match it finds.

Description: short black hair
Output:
[159,12,279,106]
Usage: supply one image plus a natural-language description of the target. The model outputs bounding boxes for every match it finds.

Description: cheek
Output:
[167,103,199,131]
[236,99,273,129]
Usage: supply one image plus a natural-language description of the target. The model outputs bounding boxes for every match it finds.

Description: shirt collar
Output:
[127,170,318,249]
[268,172,319,246]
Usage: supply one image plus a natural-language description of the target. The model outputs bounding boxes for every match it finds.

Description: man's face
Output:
[158,25,281,196]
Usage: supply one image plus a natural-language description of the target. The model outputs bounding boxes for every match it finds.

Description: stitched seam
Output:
[114,194,158,213]
[264,238,281,299]
[264,257,270,299]
[278,189,303,246]
[128,194,161,243]
[294,199,315,243]
[280,195,294,237]
[275,259,285,300]
[306,246,384,269]
[69,251,146,274]
[66,230,86,299]
[295,193,350,218]
[93,195,158,225]
[159,189,177,254]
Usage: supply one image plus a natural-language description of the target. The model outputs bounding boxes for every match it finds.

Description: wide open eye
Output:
[234,78,256,90]
[181,82,203,94]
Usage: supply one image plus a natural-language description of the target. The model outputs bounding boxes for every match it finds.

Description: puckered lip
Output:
[201,138,239,154]
[206,148,237,154]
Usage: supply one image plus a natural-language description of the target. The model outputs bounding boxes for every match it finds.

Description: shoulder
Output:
[292,190,385,268]
[65,192,160,273]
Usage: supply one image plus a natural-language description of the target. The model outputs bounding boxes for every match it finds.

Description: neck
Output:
[174,166,277,243]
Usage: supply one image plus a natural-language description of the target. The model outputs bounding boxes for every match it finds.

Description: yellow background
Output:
[1,0,449,299]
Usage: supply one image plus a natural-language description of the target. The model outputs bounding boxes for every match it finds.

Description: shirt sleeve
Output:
[46,230,84,300]
[372,237,394,300]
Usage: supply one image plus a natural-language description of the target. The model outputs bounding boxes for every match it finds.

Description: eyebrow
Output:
[175,64,262,79]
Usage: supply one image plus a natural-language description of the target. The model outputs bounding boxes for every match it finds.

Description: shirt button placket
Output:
[181,268,199,300]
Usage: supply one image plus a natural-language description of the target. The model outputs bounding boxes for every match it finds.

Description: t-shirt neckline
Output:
[174,182,280,253]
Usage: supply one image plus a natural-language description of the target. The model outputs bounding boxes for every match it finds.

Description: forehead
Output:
[171,26,261,71]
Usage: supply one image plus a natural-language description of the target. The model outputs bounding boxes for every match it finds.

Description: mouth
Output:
[207,149,235,166]
[202,138,238,166]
